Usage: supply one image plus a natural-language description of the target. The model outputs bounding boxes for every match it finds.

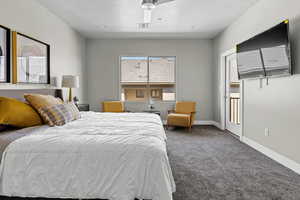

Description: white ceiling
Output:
[37,0,259,39]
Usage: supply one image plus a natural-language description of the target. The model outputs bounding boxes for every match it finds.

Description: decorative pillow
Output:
[39,102,81,126]
[24,93,63,111]
[0,97,43,128]
[0,125,9,132]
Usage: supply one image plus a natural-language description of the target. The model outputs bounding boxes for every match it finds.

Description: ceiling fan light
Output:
[142,3,156,10]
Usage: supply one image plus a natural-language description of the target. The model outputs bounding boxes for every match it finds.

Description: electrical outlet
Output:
[264,128,270,136]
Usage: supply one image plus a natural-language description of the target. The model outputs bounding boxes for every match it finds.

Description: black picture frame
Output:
[0,25,11,83]
[13,32,50,84]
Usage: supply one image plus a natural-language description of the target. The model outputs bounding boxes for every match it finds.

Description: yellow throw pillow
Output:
[24,93,63,111]
[0,97,43,128]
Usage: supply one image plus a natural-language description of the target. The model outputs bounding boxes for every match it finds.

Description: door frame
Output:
[219,48,244,138]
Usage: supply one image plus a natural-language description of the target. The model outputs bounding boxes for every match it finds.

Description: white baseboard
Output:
[211,121,222,129]
[162,120,221,128]
[241,136,300,175]
[194,120,215,125]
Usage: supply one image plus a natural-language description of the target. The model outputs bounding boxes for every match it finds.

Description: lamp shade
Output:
[62,75,79,88]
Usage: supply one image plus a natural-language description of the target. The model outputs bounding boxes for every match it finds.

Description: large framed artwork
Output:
[0,25,11,83]
[12,31,50,84]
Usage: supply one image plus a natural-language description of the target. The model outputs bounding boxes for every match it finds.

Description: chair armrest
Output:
[168,110,175,114]
[190,111,196,116]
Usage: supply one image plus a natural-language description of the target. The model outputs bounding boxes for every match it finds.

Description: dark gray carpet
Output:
[2,125,300,200]
[167,126,300,200]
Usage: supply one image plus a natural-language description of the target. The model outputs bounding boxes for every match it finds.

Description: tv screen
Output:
[237,21,291,79]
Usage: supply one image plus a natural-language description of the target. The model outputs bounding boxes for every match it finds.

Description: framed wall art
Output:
[12,31,50,84]
[0,25,11,83]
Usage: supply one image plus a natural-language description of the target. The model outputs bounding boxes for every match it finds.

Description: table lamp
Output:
[62,75,79,102]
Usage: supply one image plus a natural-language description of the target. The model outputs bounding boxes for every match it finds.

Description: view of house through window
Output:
[120,56,176,102]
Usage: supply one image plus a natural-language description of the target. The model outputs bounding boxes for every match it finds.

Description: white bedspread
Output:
[0,112,175,200]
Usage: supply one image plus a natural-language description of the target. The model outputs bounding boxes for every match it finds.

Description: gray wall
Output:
[86,39,213,121]
[213,0,300,163]
[0,0,87,103]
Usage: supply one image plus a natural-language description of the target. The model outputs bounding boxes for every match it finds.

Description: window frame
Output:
[119,55,177,103]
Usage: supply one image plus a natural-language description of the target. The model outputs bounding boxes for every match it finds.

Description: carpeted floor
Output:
[167,126,300,200]
[2,125,300,200]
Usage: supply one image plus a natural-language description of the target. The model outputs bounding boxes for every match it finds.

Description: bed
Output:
[0,111,176,200]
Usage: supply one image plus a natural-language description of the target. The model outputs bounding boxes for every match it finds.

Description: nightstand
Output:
[142,110,161,116]
[76,104,90,111]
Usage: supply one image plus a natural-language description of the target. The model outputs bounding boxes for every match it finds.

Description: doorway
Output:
[220,48,242,138]
[225,53,241,136]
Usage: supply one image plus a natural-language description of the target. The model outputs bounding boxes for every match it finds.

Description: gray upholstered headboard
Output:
[0,89,63,101]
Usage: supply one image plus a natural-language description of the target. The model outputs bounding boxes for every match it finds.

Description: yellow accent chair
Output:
[102,101,125,113]
[167,101,196,131]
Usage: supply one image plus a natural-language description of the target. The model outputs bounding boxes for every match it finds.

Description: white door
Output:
[225,54,241,136]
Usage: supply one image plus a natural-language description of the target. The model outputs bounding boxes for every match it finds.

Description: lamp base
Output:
[68,88,72,102]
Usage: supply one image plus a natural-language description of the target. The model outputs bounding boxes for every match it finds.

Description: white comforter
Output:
[0,112,175,200]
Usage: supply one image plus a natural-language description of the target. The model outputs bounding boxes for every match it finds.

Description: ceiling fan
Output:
[141,0,175,24]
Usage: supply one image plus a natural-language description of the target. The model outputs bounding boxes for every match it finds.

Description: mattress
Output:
[0,112,175,200]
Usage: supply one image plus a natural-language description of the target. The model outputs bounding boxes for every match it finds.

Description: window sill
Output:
[121,100,176,103]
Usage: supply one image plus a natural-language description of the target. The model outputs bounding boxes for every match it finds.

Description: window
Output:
[120,56,176,102]
[136,89,145,98]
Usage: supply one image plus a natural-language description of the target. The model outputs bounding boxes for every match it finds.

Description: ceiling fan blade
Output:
[156,0,175,5]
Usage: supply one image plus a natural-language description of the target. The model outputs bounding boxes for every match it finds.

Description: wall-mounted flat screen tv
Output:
[237,21,291,80]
